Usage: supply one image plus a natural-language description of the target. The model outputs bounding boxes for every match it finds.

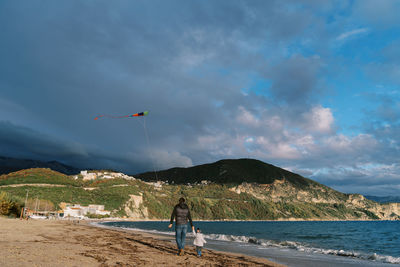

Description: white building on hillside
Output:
[79,170,135,181]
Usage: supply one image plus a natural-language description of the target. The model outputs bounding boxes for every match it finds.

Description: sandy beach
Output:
[0,217,285,267]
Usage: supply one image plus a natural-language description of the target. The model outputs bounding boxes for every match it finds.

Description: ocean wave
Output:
[95,223,400,265]
[94,222,177,236]
[204,233,400,264]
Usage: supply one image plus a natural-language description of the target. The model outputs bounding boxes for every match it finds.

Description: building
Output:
[62,203,111,218]
[79,170,135,181]
[63,206,83,217]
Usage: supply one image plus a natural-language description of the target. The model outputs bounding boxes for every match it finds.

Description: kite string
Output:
[141,117,158,180]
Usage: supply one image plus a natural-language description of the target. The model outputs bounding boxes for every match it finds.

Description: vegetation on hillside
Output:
[0,183,142,212]
[0,164,397,220]
[141,184,384,220]
[0,168,81,186]
[0,156,80,175]
[136,158,320,188]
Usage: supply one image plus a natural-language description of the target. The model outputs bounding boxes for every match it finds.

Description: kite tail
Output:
[94,114,131,120]
[95,111,149,120]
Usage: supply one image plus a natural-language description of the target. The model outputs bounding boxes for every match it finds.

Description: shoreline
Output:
[96,220,399,267]
[0,216,285,267]
[89,217,399,222]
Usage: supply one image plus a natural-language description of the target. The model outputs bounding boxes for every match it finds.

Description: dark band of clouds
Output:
[1,1,400,196]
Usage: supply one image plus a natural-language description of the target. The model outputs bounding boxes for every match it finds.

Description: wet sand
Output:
[0,217,285,266]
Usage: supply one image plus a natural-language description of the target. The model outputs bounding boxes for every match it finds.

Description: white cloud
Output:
[322,133,377,156]
[196,132,246,157]
[303,105,334,134]
[237,106,259,127]
[150,150,193,170]
[254,136,301,160]
[336,28,369,41]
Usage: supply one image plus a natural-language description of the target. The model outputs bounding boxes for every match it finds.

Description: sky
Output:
[1,0,400,196]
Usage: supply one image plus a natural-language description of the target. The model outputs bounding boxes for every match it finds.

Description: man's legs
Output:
[175,224,188,255]
[180,224,187,249]
[175,224,183,250]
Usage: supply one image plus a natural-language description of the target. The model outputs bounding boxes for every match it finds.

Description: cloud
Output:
[336,28,368,41]
[353,0,400,27]
[236,106,260,127]
[302,105,334,134]
[310,163,400,196]
[0,1,400,196]
[255,136,301,159]
[0,120,88,163]
[264,54,323,109]
[365,61,400,87]
[0,1,322,168]
[149,150,193,170]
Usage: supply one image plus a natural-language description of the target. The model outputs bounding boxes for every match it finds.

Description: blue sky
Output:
[1,0,400,196]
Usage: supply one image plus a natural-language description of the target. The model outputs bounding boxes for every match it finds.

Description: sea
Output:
[98,220,400,267]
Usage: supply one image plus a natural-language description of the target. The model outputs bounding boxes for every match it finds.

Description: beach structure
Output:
[63,207,82,218]
[63,203,111,218]
[24,208,59,219]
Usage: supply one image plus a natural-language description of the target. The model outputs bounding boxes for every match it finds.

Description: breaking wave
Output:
[92,222,176,236]
[95,222,400,265]
[204,233,400,264]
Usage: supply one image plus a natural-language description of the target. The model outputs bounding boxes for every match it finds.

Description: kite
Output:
[94,111,149,120]
[94,109,158,179]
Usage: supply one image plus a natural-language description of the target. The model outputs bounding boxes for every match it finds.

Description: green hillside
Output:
[1,161,399,221]
[0,168,80,186]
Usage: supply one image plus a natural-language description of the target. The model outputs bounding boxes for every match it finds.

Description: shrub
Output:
[0,191,23,217]
[86,213,110,219]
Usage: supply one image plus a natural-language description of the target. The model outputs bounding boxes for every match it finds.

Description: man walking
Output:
[168,197,194,256]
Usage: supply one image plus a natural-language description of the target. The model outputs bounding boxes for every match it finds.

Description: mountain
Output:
[134,158,399,220]
[1,159,400,221]
[365,195,400,204]
[0,156,81,175]
[136,158,315,187]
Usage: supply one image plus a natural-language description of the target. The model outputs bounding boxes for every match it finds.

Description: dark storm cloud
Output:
[0,0,321,173]
[0,121,88,162]
[0,120,164,173]
[1,1,399,196]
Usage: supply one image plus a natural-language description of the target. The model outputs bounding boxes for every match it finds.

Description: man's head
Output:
[179,197,185,204]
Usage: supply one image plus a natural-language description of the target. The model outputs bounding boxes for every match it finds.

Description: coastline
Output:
[97,220,400,267]
[90,217,398,222]
[0,217,284,267]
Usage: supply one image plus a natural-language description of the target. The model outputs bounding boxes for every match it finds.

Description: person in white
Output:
[193,227,207,257]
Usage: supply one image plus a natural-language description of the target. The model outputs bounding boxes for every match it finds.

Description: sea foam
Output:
[95,222,400,265]
[203,233,400,264]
